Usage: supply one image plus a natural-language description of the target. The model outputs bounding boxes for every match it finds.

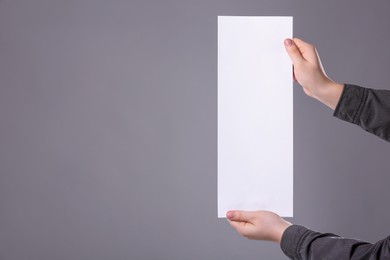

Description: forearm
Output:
[280,225,390,259]
[311,81,344,110]
[333,84,390,142]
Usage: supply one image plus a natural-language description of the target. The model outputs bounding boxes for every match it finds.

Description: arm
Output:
[284,38,390,142]
[227,210,390,259]
[281,225,390,259]
[334,84,390,142]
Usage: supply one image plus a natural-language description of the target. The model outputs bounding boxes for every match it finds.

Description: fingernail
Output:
[285,38,293,47]
[226,211,234,219]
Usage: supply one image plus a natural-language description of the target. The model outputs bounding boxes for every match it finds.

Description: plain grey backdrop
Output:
[0,0,389,259]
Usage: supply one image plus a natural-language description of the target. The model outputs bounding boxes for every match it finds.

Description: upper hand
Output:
[284,38,344,110]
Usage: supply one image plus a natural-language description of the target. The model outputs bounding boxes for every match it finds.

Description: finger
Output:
[226,210,253,222]
[292,37,313,49]
[292,38,318,62]
[284,38,304,64]
[227,219,242,230]
[227,219,252,237]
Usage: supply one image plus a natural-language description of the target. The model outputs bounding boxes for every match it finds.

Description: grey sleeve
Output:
[333,84,390,142]
[280,225,390,259]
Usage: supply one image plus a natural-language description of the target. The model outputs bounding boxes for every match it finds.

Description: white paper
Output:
[218,16,293,218]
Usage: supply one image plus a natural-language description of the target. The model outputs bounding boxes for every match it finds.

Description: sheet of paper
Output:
[218,16,293,218]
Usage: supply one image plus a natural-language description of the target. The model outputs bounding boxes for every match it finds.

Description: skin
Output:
[227,38,344,243]
[284,38,344,110]
[226,210,291,243]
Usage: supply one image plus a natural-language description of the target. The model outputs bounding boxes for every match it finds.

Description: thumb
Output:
[284,38,304,64]
[226,210,252,222]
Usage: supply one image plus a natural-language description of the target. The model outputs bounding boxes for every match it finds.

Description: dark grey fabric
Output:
[280,84,390,259]
[280,225,390,260]
[334,84,390,142]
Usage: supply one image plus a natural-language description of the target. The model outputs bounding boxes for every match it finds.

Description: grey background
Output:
[0,0,389,259]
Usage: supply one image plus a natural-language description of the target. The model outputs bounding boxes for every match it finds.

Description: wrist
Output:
[275,220,292,243]
[312,80,344,110]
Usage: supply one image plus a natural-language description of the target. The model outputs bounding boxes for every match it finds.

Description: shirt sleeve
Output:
[280,225,390,259]
[333,84,390,142]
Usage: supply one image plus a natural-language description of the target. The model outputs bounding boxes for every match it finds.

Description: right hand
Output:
[284,38,344,110]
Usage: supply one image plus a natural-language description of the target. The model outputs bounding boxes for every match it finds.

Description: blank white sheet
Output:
[218,16,293,218]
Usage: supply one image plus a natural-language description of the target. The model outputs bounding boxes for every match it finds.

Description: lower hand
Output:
[226,210,292,243]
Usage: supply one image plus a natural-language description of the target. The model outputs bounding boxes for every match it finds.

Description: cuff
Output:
[333,84,367,125]
[280,225,310,259]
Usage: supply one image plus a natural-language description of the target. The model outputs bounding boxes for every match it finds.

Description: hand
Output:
[284,38,344,110]
[226,210,292,243]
